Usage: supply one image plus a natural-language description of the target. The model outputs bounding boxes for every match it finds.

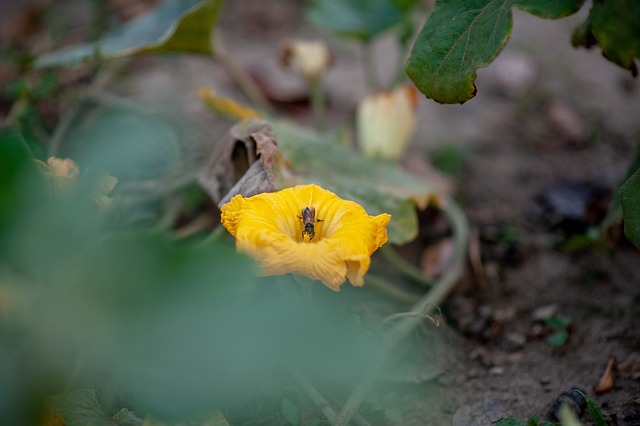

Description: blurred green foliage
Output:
[306,0,417,42]
[35,0,223,67]
[0,107,382,425]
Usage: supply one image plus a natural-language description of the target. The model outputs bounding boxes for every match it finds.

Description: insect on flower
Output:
[298,207,323,241]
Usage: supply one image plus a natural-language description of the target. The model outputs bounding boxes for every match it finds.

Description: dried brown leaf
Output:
[198,119,279,208]
[593,352,617,394]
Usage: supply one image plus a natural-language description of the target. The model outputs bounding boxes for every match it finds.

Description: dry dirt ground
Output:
[29,0,640,424]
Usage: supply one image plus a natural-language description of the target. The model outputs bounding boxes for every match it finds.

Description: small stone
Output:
[532,304,558,321]
[489,366,505,376]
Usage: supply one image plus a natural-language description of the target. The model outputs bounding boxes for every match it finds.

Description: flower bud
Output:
[281,39,332,82]
[357,85,419,160]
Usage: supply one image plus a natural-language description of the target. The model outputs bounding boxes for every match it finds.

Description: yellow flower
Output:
[357,85,419,160]
[220,184,391,291]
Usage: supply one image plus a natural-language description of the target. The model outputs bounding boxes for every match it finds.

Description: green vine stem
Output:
[380,245,434,288]
[335,197,469,425]
[309,77,326,131]
[289,366,338,424]
[364,274,420,304]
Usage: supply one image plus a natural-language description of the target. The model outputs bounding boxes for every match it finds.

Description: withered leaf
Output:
[198,119,279,208]
[593,352,617,394]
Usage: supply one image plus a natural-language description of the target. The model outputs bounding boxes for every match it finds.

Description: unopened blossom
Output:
[220,184,391,291]
[34,157,80,195]
[281,39,332,82]
[357,85,419,160]
[35,156,117,209]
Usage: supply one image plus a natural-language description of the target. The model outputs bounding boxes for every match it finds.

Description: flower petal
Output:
[220,184,391,291]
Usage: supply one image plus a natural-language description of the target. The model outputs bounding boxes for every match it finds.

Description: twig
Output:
[289,366,338,425]
[335,197,468,425]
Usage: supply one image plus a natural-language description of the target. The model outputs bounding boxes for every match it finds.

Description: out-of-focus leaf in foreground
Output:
[35,0,223,68]
[47,389,143,426]
[273,121,435,244]
[306,0,414,42]
[572,0,640,76]
[1,124,381,422]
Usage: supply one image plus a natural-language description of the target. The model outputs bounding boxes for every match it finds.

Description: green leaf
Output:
[384,408,403,423]
[306,0,408,42]
[527,413,540,426]
[281,398,301,426]
[515,0,585,18]
[620,168,640,248]
[35,0,223,67]
[577,391,608,426]
[273,121,435,244]
[56,98,182,182]
[0,127,33,227]
[47,390,144,426]
[545,314,573,329]
[572,0,640,76]
[47,389,109,426]
[406,0,514,104]
[112,409,144,426]
[495,419,527,426]
[546,330,569,347]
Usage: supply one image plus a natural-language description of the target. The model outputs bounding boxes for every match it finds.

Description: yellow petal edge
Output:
[220,184,391,291]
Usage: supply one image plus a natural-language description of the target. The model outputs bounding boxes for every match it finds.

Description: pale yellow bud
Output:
[357,85,419,161]
[281,39,332,82]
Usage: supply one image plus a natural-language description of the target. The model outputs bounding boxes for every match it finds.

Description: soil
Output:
[6,0,640,424]
[215,3,640,424]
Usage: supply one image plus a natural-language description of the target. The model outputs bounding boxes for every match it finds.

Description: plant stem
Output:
[362,42,380,91]
[213,31,273,115]
[309,77,326,131]
[380,245,434,288]
[335,198,469,425]
[365,274,420,304]
[289,366,338,424]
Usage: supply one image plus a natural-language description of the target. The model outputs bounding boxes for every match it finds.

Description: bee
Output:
[298,207,323,241]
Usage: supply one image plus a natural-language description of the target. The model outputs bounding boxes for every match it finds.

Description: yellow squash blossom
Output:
[220,184,391,291]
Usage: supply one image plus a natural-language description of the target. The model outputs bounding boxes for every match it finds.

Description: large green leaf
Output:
[406,0,513,104]
[48,389,143,426]
[572,0,640,76]
[515,0,585,18]
[306,0,411,42]
[273,121,435,244]
[35,0,222,68]
[620,168,640,248]
[405,0,588,103]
